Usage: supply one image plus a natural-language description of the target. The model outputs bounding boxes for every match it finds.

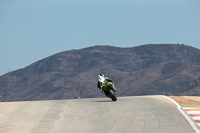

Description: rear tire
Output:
[108,90,117,101]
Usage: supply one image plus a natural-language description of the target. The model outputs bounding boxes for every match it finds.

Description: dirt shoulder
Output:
[169,96,200,106]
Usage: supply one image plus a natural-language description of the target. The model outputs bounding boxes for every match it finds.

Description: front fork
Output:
[112,83,117,93]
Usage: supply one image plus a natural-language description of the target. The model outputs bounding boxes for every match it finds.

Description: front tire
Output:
[108,90,117,101]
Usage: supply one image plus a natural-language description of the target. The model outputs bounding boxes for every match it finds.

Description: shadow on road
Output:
[92,100,114,102]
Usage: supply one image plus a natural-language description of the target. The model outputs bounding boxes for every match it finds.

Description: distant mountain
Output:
[1,44,200,102]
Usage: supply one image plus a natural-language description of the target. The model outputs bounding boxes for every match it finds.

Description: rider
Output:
[97,74,117,93]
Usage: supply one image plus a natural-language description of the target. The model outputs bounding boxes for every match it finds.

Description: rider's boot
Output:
[100,86,104,94]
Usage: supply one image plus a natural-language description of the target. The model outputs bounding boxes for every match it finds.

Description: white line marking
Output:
[193,117,200,120]
[162,95,200,133]
[188,111,200,114]
[183,107,199,109]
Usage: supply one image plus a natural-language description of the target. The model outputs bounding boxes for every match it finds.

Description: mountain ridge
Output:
[1,44,200,101]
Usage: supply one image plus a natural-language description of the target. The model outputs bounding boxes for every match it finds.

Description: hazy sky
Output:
[0,0,200,75]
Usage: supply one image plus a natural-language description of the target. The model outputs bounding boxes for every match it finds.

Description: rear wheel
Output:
[108,90,117,101]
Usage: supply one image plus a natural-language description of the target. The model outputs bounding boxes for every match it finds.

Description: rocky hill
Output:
[1,44,200,101]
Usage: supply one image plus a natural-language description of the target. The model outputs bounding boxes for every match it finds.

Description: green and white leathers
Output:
[98,75,106,85]
[98,74,117,101]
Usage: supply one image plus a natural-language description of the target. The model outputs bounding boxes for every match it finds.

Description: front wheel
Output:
[108,90,117,101]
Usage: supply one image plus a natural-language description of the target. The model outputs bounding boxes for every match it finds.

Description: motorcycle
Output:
[103,81,117,101]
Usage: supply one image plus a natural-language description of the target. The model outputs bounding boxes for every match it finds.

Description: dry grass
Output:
[169,96,200,105]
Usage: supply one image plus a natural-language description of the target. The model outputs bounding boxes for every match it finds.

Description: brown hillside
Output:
[0,44,200,101]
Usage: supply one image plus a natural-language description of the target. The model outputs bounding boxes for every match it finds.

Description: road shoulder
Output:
[164,96,200,133]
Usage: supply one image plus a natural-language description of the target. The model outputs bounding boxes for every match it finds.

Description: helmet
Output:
[99,73,104,77]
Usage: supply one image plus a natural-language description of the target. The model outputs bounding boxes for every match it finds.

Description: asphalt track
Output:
[0,96,196,133]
